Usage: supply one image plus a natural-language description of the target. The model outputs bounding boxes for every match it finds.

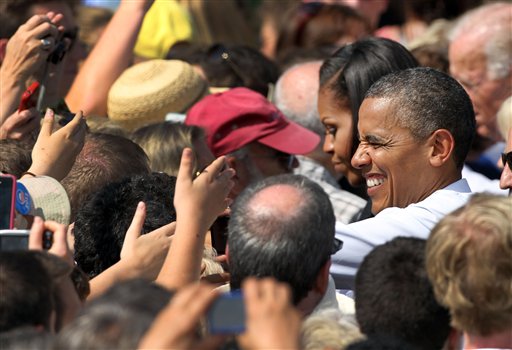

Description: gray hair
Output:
[228,174,335,304]
[274,61,325,136]
[449,2,512,80]
[365,67,475,169]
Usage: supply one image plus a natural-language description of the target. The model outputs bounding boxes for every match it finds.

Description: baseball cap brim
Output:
[17,176,71,225]
[257,121,320,155]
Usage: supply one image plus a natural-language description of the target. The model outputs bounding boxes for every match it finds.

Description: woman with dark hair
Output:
[319,37,418,191]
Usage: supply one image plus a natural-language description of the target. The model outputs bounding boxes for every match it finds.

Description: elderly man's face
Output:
[449,38,511,142]
[351,98,433,214]
[229,142,298,198]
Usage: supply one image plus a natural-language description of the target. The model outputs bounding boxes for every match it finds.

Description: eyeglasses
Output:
[276,152,296,171]
[243,149,297,172]
[501,151,512,170]
[332,238,343,254]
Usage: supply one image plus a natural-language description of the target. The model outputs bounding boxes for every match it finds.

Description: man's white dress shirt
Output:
[330,178,473,289]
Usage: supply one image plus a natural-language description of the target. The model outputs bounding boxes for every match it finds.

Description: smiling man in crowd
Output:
[330,67,475,289]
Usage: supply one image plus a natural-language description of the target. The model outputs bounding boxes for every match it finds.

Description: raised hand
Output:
[240,278,302,350]
[120,201,175,280]
[156,149,235,288]
[174,148,235,230]
[0,108,40,140]
[139,283,224,350]
[28,216,74,267]
[2,13,62,82]
[26,108,86,181]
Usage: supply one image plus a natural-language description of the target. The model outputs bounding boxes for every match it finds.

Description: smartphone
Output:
[210,215,229,255]
[17,81,40,112]
[206,291,246,334]
[0,230,29,251]
[0,230,52,251]
[0,174,16,229]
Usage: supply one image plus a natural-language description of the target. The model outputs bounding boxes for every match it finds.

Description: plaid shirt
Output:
[294,156,366,224]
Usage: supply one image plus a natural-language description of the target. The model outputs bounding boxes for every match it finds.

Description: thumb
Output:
[121,201,146,258]
[177,148,195,186]
[28,216,44,250]
[40,108,55,136]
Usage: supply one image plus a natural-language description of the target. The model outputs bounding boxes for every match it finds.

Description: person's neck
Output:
[416,171,462,203]
[464,328,512,349]
[297,290,324,316]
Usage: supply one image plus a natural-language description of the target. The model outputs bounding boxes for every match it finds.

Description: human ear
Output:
[428,129,455,168]
[313,259,331,295]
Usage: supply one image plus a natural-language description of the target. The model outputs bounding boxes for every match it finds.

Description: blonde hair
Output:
[426,194,512,336]
[201,246,224,277]
[85,116,127,137]
[301,309,364,350]
[497,96,512,141]
[131,122,204,176]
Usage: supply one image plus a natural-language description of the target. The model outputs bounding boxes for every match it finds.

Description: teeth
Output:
[367,178,385,188]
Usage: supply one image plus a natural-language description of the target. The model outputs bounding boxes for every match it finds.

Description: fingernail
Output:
[137,201,145,209]
[46,108,54,117]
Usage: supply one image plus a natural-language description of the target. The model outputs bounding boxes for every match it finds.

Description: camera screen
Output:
[0,234,29,251]
[0,177,14,229]
[207,292,246,334]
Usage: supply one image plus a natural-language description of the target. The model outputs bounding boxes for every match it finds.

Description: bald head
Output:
[228,174,335,304]
[245,184,305,235]
[274,61,324,135]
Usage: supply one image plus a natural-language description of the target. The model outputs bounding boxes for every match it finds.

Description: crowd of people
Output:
[0,0,511,349]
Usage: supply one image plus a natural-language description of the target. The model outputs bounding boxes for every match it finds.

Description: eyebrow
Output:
[360,134,386,143]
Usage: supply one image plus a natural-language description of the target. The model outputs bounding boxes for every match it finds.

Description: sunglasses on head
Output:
[501,151,512,170]
[206,44,246,85]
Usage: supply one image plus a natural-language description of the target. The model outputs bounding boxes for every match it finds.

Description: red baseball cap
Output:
[185,87,320,157]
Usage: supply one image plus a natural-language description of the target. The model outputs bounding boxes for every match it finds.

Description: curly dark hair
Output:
[74,172,176,278]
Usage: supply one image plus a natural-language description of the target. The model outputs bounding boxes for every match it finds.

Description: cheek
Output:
[334,129,354,161]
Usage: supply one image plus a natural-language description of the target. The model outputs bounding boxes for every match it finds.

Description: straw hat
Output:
[108,59,208,131]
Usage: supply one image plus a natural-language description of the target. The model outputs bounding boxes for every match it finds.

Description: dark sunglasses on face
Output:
[502,151,512,170]
[332,238,343,254]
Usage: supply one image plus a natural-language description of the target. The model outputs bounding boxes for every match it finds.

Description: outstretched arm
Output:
[65,0,154,116]
[156,148,235,289]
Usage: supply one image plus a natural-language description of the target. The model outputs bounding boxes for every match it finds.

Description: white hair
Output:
[274,61,325,136]
[301,309,365,350]
[449,2,512,80]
